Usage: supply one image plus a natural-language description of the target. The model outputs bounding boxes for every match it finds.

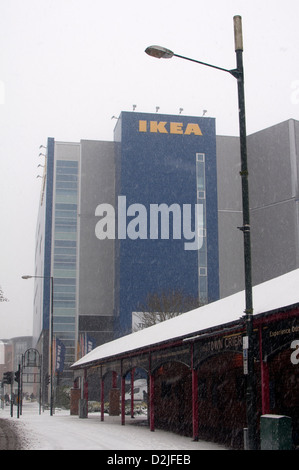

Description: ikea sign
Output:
[138,120,202,135]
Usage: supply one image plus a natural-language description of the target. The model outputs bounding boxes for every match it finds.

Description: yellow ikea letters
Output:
[138,120,202,136]
[150,121,168,133]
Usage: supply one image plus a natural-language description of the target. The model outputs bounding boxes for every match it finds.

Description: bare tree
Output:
[133,289,206,331]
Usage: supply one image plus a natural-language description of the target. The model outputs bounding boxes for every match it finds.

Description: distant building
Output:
[0,336,33,396]
[34,139,115,388]
[217,118,299,298]
[33,111,219,387]
[32,113,299,390]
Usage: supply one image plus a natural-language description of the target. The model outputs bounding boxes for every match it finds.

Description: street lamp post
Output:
[145,16,256,449]
[22,274,54,416]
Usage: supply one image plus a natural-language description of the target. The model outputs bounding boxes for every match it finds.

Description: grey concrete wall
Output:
[78,140,115,318]
[248,120,299,286]
[216,135,244,298]
[217,120,299,297]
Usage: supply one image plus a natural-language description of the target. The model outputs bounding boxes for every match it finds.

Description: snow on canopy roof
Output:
[71,268,299,369]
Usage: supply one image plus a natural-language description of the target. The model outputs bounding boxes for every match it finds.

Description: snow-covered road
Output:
[0,401,227,451]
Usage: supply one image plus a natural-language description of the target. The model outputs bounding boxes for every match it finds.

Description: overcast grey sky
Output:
[0,0,299,339]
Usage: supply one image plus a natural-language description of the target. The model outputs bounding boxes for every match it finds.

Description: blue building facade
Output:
[114,112,219,336]
[34,111,220,387]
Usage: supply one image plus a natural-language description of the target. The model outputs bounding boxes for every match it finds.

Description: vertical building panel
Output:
[114,112,219,336]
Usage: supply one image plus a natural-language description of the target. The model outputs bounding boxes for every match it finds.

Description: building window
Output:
[53,160,79,371]
[199,267,207,276]
[196,153,205,162]
[196,153,207,301]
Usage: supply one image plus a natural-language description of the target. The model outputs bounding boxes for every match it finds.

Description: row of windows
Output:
[55,240,76,249]
[54,254,76,263]
[56,174,78,182]
[199,277,208,300]
[54,286,76,295]
[55,219,77,226]
[55,210,77,219]
[57,160,78,167]
[54,263,76,271]
[55,203,77,212]
[196,153,208,300]
[53,307,76,316]
[54,316,75,323]
[53,268,76,277]
[53,161,78,346]
[54,278,76,286]
[55,247,76,256]
[56,189,77,196]
[55,223,77,233]
[199,246,207,266]
[54,233,77,241]
[53,300,76,308]
[55,194,78,204]
[198,204,206,230]
[57,164,78,174]
[53,331,76,341]
[54,292,76,301]
[55,226,77,234]
[53,276,76,285]
[54,333,75,345]
[56,181,78,190]
[54,323,75,332]
[54,263,76,270]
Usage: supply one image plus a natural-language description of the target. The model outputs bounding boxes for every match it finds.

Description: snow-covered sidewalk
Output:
[0,401,227,450]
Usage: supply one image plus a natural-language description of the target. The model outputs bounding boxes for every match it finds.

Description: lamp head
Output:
[145,45,174,59]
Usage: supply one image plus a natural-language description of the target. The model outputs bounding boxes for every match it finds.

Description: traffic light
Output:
[45,373,50,385]
[14,370,20,383]
[3,371,12,384]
